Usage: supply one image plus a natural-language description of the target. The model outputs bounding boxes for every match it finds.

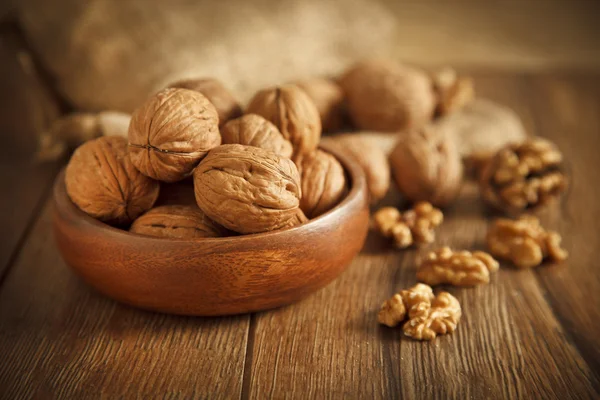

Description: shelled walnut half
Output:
[373,202,443,248]
[417,247,499,287]
[378,283,461,341]
[486,215,568,268]
[479,138,567,214]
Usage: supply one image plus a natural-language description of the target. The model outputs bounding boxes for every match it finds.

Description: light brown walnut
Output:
[130,205,229,239]
[221,114,293,158]
[295,78,346,133]
[417,246,499,287]
[246,84,321,158]
[378,283,461,341]
[487,215,568,268]
[128,88,221,182]
[390,127,463,207]
[479,138,567,214]
[373,202,443,249]
[65,136,159,226]
[168,78,242,127]
[340,60,436,132]
[194,144,307,234]
[297,150,347,218]
[377,294,406,328]
[321,134,390,204]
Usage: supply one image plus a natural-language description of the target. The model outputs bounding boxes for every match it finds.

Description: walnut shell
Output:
[221,114,293,158]
[65,136,159,225]
[297,150,347,218]
[389,127,463,207]
[128,88,221,182]
[322,133,390,204]
[246,84,321,158]
[194,144,307,234]
[168,78,242,127]
[340,60,436,132]
[295,78,346,133]
[130,205,227,239]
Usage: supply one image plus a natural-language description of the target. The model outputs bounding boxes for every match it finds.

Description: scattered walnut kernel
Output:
[373,202,443,248]
[479,138,567,214]
[378,283,461,341]
[432,67,475,116]
[486,215,568,268]
[377,294,406,327]
[417,247,499,287]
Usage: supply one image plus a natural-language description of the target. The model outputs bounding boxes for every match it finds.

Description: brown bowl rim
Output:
[54,142,367,244]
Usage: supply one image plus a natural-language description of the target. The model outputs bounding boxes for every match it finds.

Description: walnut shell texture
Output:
[246,84,322,158]
[322,133,390,204]
[340,60,436,132]
[298,150,347,218]
[130,205,227,239]
[194,144,307,234]
[168,78,242,127]
[221,114,293,158]
[65,136,159,226]
[128,88,221,182]
[295,78,346,133]
[390,127,463,207]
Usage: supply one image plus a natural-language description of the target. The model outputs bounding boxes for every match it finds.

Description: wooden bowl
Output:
[53,143,369,316]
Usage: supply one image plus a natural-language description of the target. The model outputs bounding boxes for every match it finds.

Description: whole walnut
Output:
[194,144,307,234]
[295,78,346,133]
[168,78,242,127]
[221,114,293,158]
[65,136,159,226]
[130,205,227,239]
[479,138,567,214]
[322,133,390,204]
[297,150,347,218]
[339,60,436,132]
[246,84,322,158]
[389,127,463,207]
[128,88,221,182]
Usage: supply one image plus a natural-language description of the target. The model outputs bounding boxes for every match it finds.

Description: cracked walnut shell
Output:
[297,150,347,219]
[130,205,227,239]
[373,202,443,248]
[322,134,390,204]
[390,127,463,207]
[479,138,567,214]
[128,88,221,182]
[486,216,568,268]
[221,114,293,158]
[168,78,242,127]
[194,144,307,234]
[65,136,159,226]
[246,84,321,158]
[340,60,436,132]
[417,247,499,287]
[295,78,346,133]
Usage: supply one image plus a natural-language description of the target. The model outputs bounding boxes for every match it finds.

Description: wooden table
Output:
[0,72,599,399]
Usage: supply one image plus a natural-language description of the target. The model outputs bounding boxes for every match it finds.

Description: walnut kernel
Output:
[373,202,443,249]
[486,215,568,268]
[479,138,567,214]
[417,247,499,287]
[377,294,406,328]
[432,67,475,116]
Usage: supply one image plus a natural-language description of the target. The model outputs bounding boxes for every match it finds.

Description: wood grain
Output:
[0,200,251,398]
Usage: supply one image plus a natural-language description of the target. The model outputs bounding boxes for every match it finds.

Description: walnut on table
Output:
[417,246,499,287]
[378,283,461,341]
[486,215,568,268]
[479,138,568,215]
[373,202,443,249]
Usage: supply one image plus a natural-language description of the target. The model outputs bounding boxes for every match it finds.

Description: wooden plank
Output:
[0,200,250,398]
[524,74,600,374]
[244,74,599,398]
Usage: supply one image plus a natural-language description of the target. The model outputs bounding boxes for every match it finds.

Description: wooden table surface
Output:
[0,72,599,398]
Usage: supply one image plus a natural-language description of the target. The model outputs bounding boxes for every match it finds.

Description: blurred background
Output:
[0,0,599,159]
